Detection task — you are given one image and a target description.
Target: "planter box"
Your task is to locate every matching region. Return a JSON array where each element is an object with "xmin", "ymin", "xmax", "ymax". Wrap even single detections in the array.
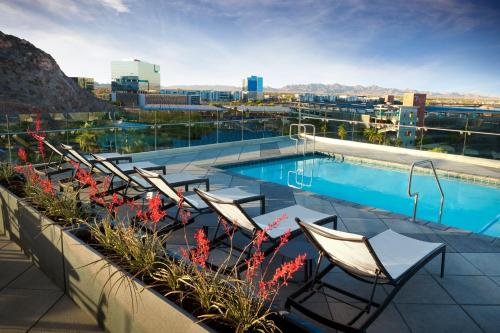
[
  {"xmin": 62, "ymin": 229, "xmax": 214, "ymax": 333},
  {"xmin": 0, "ymin": 185, "xmax": 65, "ymax": 290},
  {"xmin": 0, "ymin": 184, "xmax": 316, "ymax": 333}
]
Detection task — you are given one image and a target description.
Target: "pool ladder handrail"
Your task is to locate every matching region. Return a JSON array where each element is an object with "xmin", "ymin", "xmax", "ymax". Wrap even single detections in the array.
[
  {"xmin": 408, "ymin": 160, "xmax": 444, "ymax": 224},
  {"xmin": 289, "ymin": 123, "xmax": 316, "ymax": 155},
  {"xmin": 287, "ymin": 160, "xmax": 314, "ymax": 189}
]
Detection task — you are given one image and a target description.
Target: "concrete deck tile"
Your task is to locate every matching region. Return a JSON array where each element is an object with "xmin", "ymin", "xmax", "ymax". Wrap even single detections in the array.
[
  {"xmin": 396, "ymin": 304, "xmax": 482, "ymax": 333},
  {"xmin": 386, "ymin": 275, "xmax": 455, "ymax": 304},
  {"xmin": 436, "ymin": 233, "xmax": 500, "ymax": 253},
  {"xmin": 342, "ymin": 218, "xmax": 387, "ymax": 237},
  {"xmin": 381, "ymin": 218, "xmax": 433, "ymax": 235},
  {"xmin": 0, "ymin": 258, "xmax": 32, "ymax": 290},
  {"xmin": 29, "ymin": 295, "xmax": 102, "ymax": 333},
  {"xmin": 321, "ymin": 271, "xmax": 388, "ymax": 303},
  {"xmin": 461, "ymin": 253, "xmax": 500, "ymax": 276},
  {"xmin": 463, "ymin": 305, "xmax": 500, "ymax": 333},
  {"xmin": 320, "ymin": 302, "xmax": 411, "ymax": 333},
  {"xmin": 7, "ymin": 266, "xmax": 60, "ymax": 291},
  {"xmin": 437, "ymin": 275, "xmax": 500, "ymax": 305},
  {"xmin": 0, "ymin": 288, "xmax": 63, "ymax": 331},
  {"xmin": 425, "ymin": 253, "xmax": 483, "ymax": 276},
  {"xmin": 490, "ymin": 276, "xmax": 500, "ymax": 287},
  {"xmin": 332, "ymin": 204, "xmax": 379, "ymax": 219},
  {"xmin": 367, "ymin": 303, "xmax": 411, "ymax": 333}
]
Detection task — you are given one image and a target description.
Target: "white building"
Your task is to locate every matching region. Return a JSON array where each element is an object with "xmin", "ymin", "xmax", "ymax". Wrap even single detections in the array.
[{"xmin": 111, "ymin": 59, "xmax": 160, "ymax": 92}]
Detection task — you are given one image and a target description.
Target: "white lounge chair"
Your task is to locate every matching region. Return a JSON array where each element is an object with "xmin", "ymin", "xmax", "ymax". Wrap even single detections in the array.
[
  {"xmin": 286, "ymin": 219, "xmax": 446, "ymax": 332},
  {"xmin": 135, "ymin": 167, "xmax": 265, "ymax": 229},
  {"xmin": 91, "ymin": 154, "xmax": 208, "ymax": 204},
  {"xmin": 194, "ymin": 188, "xmax": 337, "ymax": 272}
]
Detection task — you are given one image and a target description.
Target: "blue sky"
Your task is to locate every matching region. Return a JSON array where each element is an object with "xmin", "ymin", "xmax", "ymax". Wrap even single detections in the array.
[{"xmin": 1, "ymin": 0, "xmax": 500, "ymax": 96}]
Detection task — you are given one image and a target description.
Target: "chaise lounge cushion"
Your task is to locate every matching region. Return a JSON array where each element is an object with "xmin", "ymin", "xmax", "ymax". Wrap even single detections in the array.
[
  {"xmin": 369, "ymin": 229, "xmax": 443, "ymax": 280},
  {"xmin": 252, "ymin": 205, "xmax": 332, "ymax": 239}
]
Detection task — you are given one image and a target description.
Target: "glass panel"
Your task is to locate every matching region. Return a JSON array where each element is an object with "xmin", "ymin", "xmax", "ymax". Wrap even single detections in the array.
[
  {"xmin": 190, "ymin": 121, "xmax": 217, "ymax": 146},
  {"xmin": 68, "ymin": 127, "xmax": 118, "ymax": 154},
  {"xmin": 156, "ymin": 109, "xmax": 190, "ymax": 124},
  {"xmin": 114, "ymin": 126, "xmax": 156, "ymax": 154},
  {"xmin": 156, "ymin": 124, "xmax": 190, "ymax": 150},
  {"xmin": 420, "ymin": 128, "xmax": 463, "ymax": 154},
  {"xmin": 262, "ymin": 118, "xmax": 284, "ymax": 138},
  {"xmin": 464, "ymin": 132, "xmax": 500, "ymax": 159},
  {"xmin": 218, "ymin": 120, "xmax": 242, "ymax": 143}
]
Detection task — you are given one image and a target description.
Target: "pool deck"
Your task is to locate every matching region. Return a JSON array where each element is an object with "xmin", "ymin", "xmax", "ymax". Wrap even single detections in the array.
[
  {"xmin": 2, "ymin": 137, "xmax": 499, "ymax": 332},
  {"xmin": 136, "ymin": 137, "xmax": 500, "ymax": 333}
]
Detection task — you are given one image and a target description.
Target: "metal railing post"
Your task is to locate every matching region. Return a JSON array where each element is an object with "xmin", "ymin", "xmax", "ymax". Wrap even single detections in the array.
[{"xmin": 408, "ymin": 160, "xmax": 444, "ymax": 223}]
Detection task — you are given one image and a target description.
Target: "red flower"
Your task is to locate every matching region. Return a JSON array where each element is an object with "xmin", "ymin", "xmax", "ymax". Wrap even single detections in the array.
[
  {"xmin": 258, "ymin": 254, "xmax": 306, "ymax": 300},
  {"xmin": 40, "ymin": 178, "xmax": 54, "ymax": 194},
  {"xmin": 111, "ymin": 193, "xmax": 124, "ymax": 206},
  {"xmin": 190, "ymin": 228, "xmax": 210, "ymax": 268},
  {"xmin": 18, "ymin": 148, "xmax": 28, "ymax": 163},
  {"xmin": 245, "ymin": 250, "xmax": 265, "ymax": 280},
  {"xmin": 147, "ymin": 194, "xmax": 166, "ymax": 223}
]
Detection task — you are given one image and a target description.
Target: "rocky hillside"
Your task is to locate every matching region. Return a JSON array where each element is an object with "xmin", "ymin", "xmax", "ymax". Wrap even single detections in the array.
[{"xmin": 0, "ymin": 31, "xmax": 115, "ymax": 114}]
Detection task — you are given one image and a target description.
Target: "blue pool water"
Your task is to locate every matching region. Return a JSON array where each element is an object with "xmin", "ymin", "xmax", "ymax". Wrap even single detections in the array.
[{"xmin": 223, "ymin": 155, "xmax": 500, "ymax": 237}]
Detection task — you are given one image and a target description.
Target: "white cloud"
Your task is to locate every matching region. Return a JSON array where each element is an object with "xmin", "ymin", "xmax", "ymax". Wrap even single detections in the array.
[{"xmin": 98, "ymin": 0, "xmax": 129, "ymax": 13}]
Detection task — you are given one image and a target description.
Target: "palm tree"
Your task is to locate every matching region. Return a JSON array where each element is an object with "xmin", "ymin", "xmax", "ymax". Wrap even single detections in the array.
[{"xmin": 337, "ymin": 124, "xmax": 347, "ymax": 140}]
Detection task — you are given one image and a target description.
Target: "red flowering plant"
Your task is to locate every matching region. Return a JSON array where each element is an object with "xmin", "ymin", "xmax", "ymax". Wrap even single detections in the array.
[
  {"xmin": 13, "ymin": 147, "xmax": 88, "ymax": 226},
  {"xmin": 82, "ymin": 172, "xmax": 171, "ymax": 285},
  {"xmin": 158, "ymin": 190, "xmax": 306, "ymax": 332}
]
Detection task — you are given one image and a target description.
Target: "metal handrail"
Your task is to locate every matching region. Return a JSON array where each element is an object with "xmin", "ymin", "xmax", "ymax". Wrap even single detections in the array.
[
  {"xmin": 407, "ymin": 160, "xmax": 444, "ymax": 223},
  {"xmin": 289, "ymin": 123, "xmax": 316, "ymax": 155}
]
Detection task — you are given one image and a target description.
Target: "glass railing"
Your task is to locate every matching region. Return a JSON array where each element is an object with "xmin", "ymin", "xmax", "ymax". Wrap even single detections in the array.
[
  {"xmin": 298, "ymin": 111, "xmax": 500, "ymax": 160},
  {"xmin": 1, "ymin": 107, "xmax": 498, "ymax": 162},
  {"xmin": 0, "ymin": 109, "xmax": 289, "ymax": 162}
]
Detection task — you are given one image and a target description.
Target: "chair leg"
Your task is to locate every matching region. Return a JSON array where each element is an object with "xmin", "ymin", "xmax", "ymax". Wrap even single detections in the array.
[{"xmin": 440, "ymin": 250, "xmax": 446, "ymax": 278}]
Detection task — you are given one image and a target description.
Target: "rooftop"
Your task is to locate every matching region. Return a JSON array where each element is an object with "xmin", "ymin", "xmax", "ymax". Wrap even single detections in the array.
[{"xmin": 132, "ymin": 137, "xmax": 500, "ymax": 333}]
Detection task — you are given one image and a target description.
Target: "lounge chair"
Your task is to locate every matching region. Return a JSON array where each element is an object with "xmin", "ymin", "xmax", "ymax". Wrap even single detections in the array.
[
  {"xmin": 91, "ymin": 154, "xmax": 208, "ymax": 203},
  {"xmin": 135, "ymin": 167, "xmax": 265, "ymax": 229},
  {"xmin": 32, "ymin": 136, "xmax": 129, "ymax": 179},
  {"xmin": 193, "ymin": 188, "xmax": 337, "ymax": 272},
  {"xmin": 285, "ymin": 220, "xmax": 446, "ymax": 332},
  {"xmin": 60, "ymin": 144, "xmax": 139, "ymax": 176}
]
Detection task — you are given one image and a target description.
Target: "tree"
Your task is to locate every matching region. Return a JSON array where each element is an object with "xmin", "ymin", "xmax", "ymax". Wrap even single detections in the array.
[
  {"xmin": 363, "ymin": 127, "xmax": 377, "ymax": 143},
  {"xmin": 337, "ymin": 124, "xmax": 347, "ymax": 140}
]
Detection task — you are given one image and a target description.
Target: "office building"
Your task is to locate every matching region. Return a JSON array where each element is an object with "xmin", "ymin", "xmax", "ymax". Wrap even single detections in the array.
[
  {"xmin": 70, "ymin": 77, "xmax": 94, "ymax": 93},
  {"xmin": 242, "ymin": 75, "xmax": 263, "ymax": 101},
  {"xmin": 385, "ymin": 95, "xmax": 394, "ymax": 104},
  {"xmin": 397, "ymin": 106, "xmax": 418, "ymax": 147},
  {"xmin": 111, "ymin": 76, "xmax": 140, "ymax": 93},
  {"xmin": 111, "ymin": 59, "xmax": 160, "ymax": 92},
  {"xmin": 403, "ymin": 92, "xmax": 426, "ymax": 126}
]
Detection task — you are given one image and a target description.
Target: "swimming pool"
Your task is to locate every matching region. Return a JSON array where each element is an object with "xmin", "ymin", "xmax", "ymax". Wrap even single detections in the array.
[{"xmin": 222, "ymin": 155, "xmax": 500, "ymax": 237}]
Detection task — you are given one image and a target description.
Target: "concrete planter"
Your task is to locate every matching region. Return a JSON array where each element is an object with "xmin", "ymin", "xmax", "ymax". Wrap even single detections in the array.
[
  {"xmin": 0, "ymin": 184, "xmax": 65, "ymax": 290},
  {"xmin": 62, "ymin": 229, "xmax": 214, "ymax": 333},
  {"xmin": 0, "ymin": 185, "xmax": 314, "ymax": 333}
]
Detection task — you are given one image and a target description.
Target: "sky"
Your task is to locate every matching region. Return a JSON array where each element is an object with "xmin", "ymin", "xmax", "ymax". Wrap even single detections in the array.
[{"xmin": 1, "ymin": 0, "xmax": 500, "ymax": 96}]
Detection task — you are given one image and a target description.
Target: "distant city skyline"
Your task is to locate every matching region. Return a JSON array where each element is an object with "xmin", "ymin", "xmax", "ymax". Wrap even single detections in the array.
[{"xmin": 1, "ymin": 0, "xmax": 499, "ymax": 96}]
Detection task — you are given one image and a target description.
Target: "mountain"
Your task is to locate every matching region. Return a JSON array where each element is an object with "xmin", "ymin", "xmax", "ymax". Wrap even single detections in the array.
[
  {"xmin": 160, "ymin": 83, "xmax": 495, "ymax": 99},
  {"xmin": 272, "ymin": 83, "xmax": 496, "ymax": 99},
  {"xmin": 0, "ymin": 31, "xmax": 115, "ymax": 114}
]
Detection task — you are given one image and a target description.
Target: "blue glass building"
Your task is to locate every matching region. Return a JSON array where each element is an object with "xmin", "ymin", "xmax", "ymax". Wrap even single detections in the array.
[{"xmin": 243, "ymin": 75, "xmax": 263, "ymax": 100}]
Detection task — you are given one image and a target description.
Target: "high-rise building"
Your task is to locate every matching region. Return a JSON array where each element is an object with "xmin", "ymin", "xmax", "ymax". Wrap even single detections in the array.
[
  {"xmin": 403, "ymin": 93, "xmax": 426, "ymax": 126},
  {"xmin": 70, "ymin": 77, "xmax": 94, "ymax": 93},
  {"xmin": 385, "ymin": 95, "xmax": 394, "ymax": 104},
  {"xmin": 111, "ymin": 59, "xmax": 160, "ymax": 92},
  {"xmin": 242, "ymin": 75, "xmax": 263, "ymax": 101}
]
